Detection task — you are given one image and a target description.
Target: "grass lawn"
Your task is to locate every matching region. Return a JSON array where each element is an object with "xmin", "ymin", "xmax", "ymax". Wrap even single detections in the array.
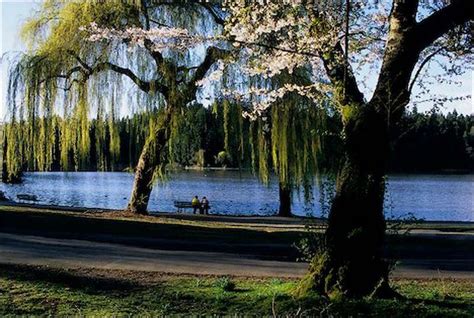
[{"xmin": 0, "ymin": 264, "xmax": 473, "ymax": 317}]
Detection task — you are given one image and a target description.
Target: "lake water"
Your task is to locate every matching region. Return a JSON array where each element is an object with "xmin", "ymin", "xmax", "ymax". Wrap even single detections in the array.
[{"xmin": 0, "ymin": 171, "xmax": 472, "ymax": 221}]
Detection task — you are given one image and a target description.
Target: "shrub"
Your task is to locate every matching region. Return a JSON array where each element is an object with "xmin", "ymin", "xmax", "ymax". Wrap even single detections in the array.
[{"xmin": 215, "ymin": 276, "xmax": 236, "ymax": 292}]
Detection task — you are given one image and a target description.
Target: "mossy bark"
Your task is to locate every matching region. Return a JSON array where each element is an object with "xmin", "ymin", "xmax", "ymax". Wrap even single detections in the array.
[
  {"xmin": 1, "ymin": 133, "xmax": 22, "ymax": 184},
  {"xmin": 1, "ymin": 134, "xmax": 7, "ymax": 183}
]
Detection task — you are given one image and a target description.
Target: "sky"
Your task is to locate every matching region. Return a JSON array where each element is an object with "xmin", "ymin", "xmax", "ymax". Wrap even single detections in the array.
[{"xmin": 1, "ymin": 0, "xmax": 472, "ymax": 121}]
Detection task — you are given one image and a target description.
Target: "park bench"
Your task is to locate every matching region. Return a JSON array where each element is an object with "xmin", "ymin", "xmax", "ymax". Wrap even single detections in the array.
[
  {"xmin": 173, "ymin": 201, "xmax": 194, "ymax": 213},
  {"xmin": 17, "ymin": 194, "xmax": 38, "ymax": 203},
  {"xmin": 173, "ymin": 200, "xmax": 211, "ymax": 214}
]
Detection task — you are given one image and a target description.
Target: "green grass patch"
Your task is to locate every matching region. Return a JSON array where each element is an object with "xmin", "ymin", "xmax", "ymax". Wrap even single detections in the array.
[{"xmin": 0, "ymin": 264, "xmax": 472, "ymax": 317}]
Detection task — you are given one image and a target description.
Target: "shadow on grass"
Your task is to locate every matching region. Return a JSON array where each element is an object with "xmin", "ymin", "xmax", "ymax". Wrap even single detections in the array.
[
  {"xmin": 0, "ymin": 263, "xmax": 143, "ymax": 294},
  {"xmin": 408, "ymin": 297, "xmax": 473, "ymax": 311},
  {"xmin": 0, "ymin": 263, "xmax": 472, "ymax": 316}
]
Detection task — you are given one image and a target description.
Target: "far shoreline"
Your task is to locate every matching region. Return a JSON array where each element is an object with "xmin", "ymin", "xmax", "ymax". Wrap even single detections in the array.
[{"xmin": 3, "ymin": 167, "xmax": 473, "ymax": 175}]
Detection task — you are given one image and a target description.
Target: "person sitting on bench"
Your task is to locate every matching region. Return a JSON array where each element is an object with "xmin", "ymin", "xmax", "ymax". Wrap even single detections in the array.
[
  {"xmin": 200, "ymin": 196, "xmax": 210, "ymax": 215},
  {"xmin": 191, "ymin": 196, "xmax": 200, "ymax": 214}
]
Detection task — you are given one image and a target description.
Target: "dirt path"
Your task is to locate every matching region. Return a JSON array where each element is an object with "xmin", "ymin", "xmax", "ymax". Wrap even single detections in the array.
[{"xmin": 1, "ymin": 232, "xmax": 472, "ymax": 280}]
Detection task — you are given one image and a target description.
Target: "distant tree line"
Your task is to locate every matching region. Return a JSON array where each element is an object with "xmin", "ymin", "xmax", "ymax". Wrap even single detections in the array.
[
  {"xmin": 390, "ymin": 108, "xmax": 473, "ymax": 173},
  {"xmin": 2, "ymin": 106, "xmax": 473, "ymax": 179}
]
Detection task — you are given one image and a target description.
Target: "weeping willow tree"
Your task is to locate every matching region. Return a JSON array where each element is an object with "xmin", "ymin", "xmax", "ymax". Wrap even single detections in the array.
[
  {"xmin": 248, "ymin": 97, "xmax": 327, "ymax": 217},
  {"xmin": 5, "ymin": 0, "xmax": 229, "ymax": 214},
  {"xmin": 242, "ymin": 67, "xmax": 329, "ymax": 217},
  {"xmin": 203, "ymin": 95, "xmax": 327, "ymax": 217}
]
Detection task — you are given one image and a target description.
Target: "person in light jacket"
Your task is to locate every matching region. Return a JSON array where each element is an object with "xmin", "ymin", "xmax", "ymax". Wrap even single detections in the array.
[{"xmin": 200, "ymin": 196, "xmax": 210, "ymax": 215}]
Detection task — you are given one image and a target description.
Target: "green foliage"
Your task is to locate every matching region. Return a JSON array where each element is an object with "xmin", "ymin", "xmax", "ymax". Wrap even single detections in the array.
[
  {"xmin": 222, "ymin": 100, "xmax": 245, "ymax": 166},
  {"xmin": 5, "ymin": 0, "xmax": 141, "ymax": 177},
  {"xmin": 21, "ymin": 0, "xmax": 141, "ymax": 54},
  {"xmin": 4, "ymin": 0, "xmax": 241, "ymax": 186},
  {"xmin": 169, "ymin": 104, "xmax": 207, "ymax": 167},
  {"xmin": 248, "ymin": 98, "xmax": 327, "ymax": 202}
]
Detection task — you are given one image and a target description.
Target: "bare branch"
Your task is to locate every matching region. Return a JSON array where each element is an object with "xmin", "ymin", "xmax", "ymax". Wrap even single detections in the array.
[
  {"xmin": 39, "ymin": 66, "xmax": 84, "ymax": 84},
  {"xmin": 186, "ymin": 46, "xmax": 230, "ymax": 98},
  {"xmin": 93, "ymin": 62, "xmax": 168, "ymax": 96},
  {"xmin": 66, "ymin": 50, "xmax": 92, "ymax": 73},
  {"xmin": 140, "ymin": 0, "xmax": 150, "ymax": 30},
  {"xmin": 408, "ymin": 47, "xmax": 445, "ymax": 95}
]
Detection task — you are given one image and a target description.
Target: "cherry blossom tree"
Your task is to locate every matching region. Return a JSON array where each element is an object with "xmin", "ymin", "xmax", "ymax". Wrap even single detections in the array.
[{"xmin": 219, "ymin": 0, "xmax": 473, "ymax": 297}]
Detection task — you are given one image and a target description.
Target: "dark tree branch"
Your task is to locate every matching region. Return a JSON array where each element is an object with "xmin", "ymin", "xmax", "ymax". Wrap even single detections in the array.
[
  {"xmin": 144, "ymin": 39, "xmax": 164, "ymax": 67},
  {"xmin": 371, "ymin": 0, "xmax": 472, "ymax": 114},
  {"xmin": 415, "ymin": 0, "xmax": 474, "ymax": 52},
  {"xmin": 185, "ymin": 46, "xmax": 230, "ymax": 98},
  {"xmin": 39, "ymin": 66, "xmax": 84, "ymax": 84},
  {"xmin": 177, "ymin": 65, "xmax": 198, "ymax": 73},
  {"xmin": 192, "ymin": 47, "xmax": 228, "ymax": 82},
  {"xmin": 93, "ymin": 62, "xmax": 168, "ymax": 96},
  {"xmin": 66, "ymin": 50, "xmax": 166, "ymax": 96},
  {"xmin": 149, "ymin": 18, "xmax": 171, "ymax": 28},
  {"xmin": 66, "ymin": 50, "xmax": 92, "ymax": 73},
  {"xmin": 140, "ymin": 0, "xmax": 150, "ymax": 30},
  {"xmin": 198, "ymin": 3, "xmax": 225, "ymax": 25},
  {"xmin": 58, "ymin": 78, "xmax": 82, "ymax": 92},
  {"xmin": 42, "ymin": 54, "xmax": 168, "ymax": 97},
  {"xmin": 302, "ymin": 5, "xmax": 365, "ymax": 107}
]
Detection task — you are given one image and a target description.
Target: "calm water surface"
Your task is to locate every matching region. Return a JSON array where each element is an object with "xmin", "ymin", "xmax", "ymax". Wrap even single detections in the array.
[{"xmin": 0, "ymin": 171, "xmax": 472, "ymax": 221}]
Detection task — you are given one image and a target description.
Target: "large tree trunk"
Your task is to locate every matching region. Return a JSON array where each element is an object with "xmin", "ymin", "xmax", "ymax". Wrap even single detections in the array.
[
  {"xmin": 278, "ymin": 183, "xmax": 292, "ymax": 217},
  {"xmin": 299, "ymin": 0, "xmax": 472, "ymax": 299},
  {"xmin": 301, "ymin": 106, "xmax": 391, "ymax": 298},
  {"xmin": 126, "ymin": 110, "xmax": 171, "ymax": 215}
]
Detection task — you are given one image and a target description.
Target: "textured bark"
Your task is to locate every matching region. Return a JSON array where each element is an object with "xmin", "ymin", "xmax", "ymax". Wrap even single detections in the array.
[
  {"xmin": 300, "ymin": 0, "xmax": 473, "ymax": 298},
  {"xmin": 126, "ymin": 110, "xmax": 171, "ymax": 215},
  {"xmin": 278, "ymin": 183, "xmax": 292, "ymax": 217},
  {"xmin": 301, "ymin": 106, "xmax": 390, "ymax": 297},
  {"xmin": 126, "ymin": 139, "xmax": 157, "ymax": 214}
]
